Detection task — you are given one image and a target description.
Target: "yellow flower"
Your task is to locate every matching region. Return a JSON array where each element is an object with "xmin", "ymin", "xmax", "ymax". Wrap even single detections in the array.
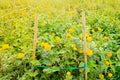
[
  {"xmin": 79, "ymin": 35, "xmax": 82, "ymax": 39},
  {"xmin": 107, "ymin": 52, "xmax": 112, "ymax": 57},
  {"xmin": 108, "ymin": 73, "xmax": 113, "ymax": 78},
  {"xmin": 47, "ymin": 15, "xmax": 51, "ymax": 19},
  {"xmin": 40, "ymin": 42, "xmax": 46, "ymax": 47},
  {"xmin": 91, "ymin": 29, "xmax": 95, "ymax": 33},
  {"xmin": 105, "ymin": 60, "xmax": 110, "ymax": 66},
  {"xmin": 46, "ymin": 63, "xmax": 52, "ymax": 66},
  {"xmin": 68, "ymin": 11, "xmax": 75, "ymax": 15},
  {"xmin": 44, "ymin": 43, "xmax": 51, "ymax": 51},
  {"xmin": 79, "ymin": 69, "xmax": 83, "ymax": 72},
  {"xmin": 86, "ymin": 50, "xmax": 93, "ymax": 56},
  {"xmin": 55, "ymin": 36, "xmax": 60, "ymax": 42},
  {"xmin": 48, "ymin": 11, "xmax": 52, "ymax": 15},
  {"xmin": 66, "ymin": 71, "xmax": 71, "ymax": 76},
  {"xmin": 99, "ymin": 74, "xmax": 104, "ymax": 79},
  {"xmin": 66, "ymin": 33, "xmax": 71, "ymax": 38},
  {"xmin": 79, "ymin": 50, "xmax": 83, "ymax": 54},
  {"xmin": 35, "ymin": 40, "xmax": 38, "ymax": 44},
  {"xmin": 73, "ymin": 21, "xmax": 77, "ymax": 25},
  {"xmin": 2, "ymin": 44, "xmax": 10, "ymax": 50},
  {"xmin": 18, "ymin": 53, "xmax": 24, "ymax": 59},
  {"xmin": 87, "ymin": 37, "xmax": 92, "ymax": 42},
  {"xmin": 69, "ymin": 28, "xmax": 74, "ymax": 33},
  {"xmin": 41, "ymin": 22, "xmax": 46, "ymax": 27},
  {"xmin": 104, "ymin": 36, "xmax": 109, "ymax": 41},
  {"xmin": 72, "ymin": 44, "xmax": 77, "ymax": 51},
  {"xmin": 86, "ymin": 33, "xmax": 89, "ymax": 37},
  {"xmin": 98, "ymin": 27, "xmax": 102, "ymax": 31}
]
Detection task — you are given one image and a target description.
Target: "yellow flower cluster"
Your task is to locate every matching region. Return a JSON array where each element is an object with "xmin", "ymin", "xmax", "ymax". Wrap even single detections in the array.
[
  {"xmin": 66, "ymin": 33, "xmax": 71, "ymax": 38},
  {"xmin": 87, "ymin": 37, "xmax": 92, "ymax": 42},
  {"xmin": 104, "ymin": 36, "xmax": 109, "ymax": 41},
  {"xmin": 0, "ymin": 44, "xmax": 10, "ymax": 50},
  {"xmin": 108, "ymin": 73, "xmax": 113, "ymax": 78},
  {"xmin": 72, "ymin": 44, "xmax": 77, "ymax": 51},
  {"xmin": 41, "ymin": 42, "xmax": 51, "ymax": 51},
  {"xmin": 68, "ymin": 28, "xmax": 74, "ymax": 33},
  {"xmin": 105, "ymin": 60, "xmax": 110, "ymax": 66},
  {"xmin": 86, "ymin": 50, "xmax": 93, "ymax": 56},
  {"xmin": 99, "ymin": 74, "xmax": 104, "ymax": 79},
  {"xmin": 55, "ymin": 36, "xmax": 60, "ymax": 42},
  {"xmin": 66, "ymin": 71, "xmax": 71, "ymax": 76},
  {"xmin": 91, "ymin": 29, "xmax": 95, "ymax": 33},
  {"xmin": 107, "ymin": 52, "xmax": 112, "ymax": 57},
  {"xmin": 98, "ymin": 27, "xmax": 102, "ymax": 31},
  {"xmin": 18, "ymin": 53, "xmax": 24, "ymax": 59}
]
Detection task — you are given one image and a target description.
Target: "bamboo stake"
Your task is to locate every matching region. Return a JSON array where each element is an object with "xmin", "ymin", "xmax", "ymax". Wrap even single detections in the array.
[
  {"xmin": 82, "ymin": 11, "xmax": 87, "ymax": 80},
  {"xmin": 32, "ymin": 14, "xmax": 39, "ymax": 60}
]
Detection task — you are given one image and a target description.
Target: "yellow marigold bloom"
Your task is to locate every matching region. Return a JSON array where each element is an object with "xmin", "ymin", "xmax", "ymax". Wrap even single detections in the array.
[
  {"xmin": 55, "ymin": 36, "xmax": 60, "ymax": 42},
  {"xmin": 47, "ymin": 15, "xmax": 51, "ymax": 19},
  {"xmin": 68, "ymin": 11, "xmax": 75, "ymax": 15},
  {"xmin": 66, "ymin": 71, "xmax": 71, "ymax": 76},
  {"xmin": 72, "ymin": 44, "xmax": 77, "ymax": 51},
  {"xmin": 73, "ymin": 21, "xmax": 77, "ymax": 25},
  {"xmin": 87, "ymin": 37, "xmax": 92, "ymax": 42},
  {"xmin": 2, "ymin": 44, "xmax": 10, "ymax": 50},
  {"xmin": 79, "ymin": 69, "xmax": 83, "ymax": 72},
  {"xmin": 86, "ymin": 33, "xmax": 89, "ymax": 37},
  {"xmin": 107, "ymin": 52, "xmax": 112, "ymax": 57},
  {"xmin": 40, "ymin": 42, "xmax": 46, "ymax": 47},
  {"xmin": 108, "ymin": 73, "xmax": 113, "ymax": 78},
  {"xmin": 99, "ymin": 74, "xmax": 104, "ymax": 79},
  {"xmin": 69, "ymin": 28, "xmax": 74, "ymax": 33},
  {"xmin": 79, "ymin": 50, "xmax": 83, "ymax": 54},
  {"xmin": 18, "ymin": 53, "xmax": 24, "ymax": 59},
  {"xmin": 44, "ymin": 43, "xmax": 51, "ymax": 51},
  {"xmin": 41, "ymin": 22, "xmax": 46, "ymax": 27},
  {"xmin": 86, "ymin": 50, "xmax": 93, "ymax": 56},
  {"xmin": 66, "ymin": 33, "xmax": 71, "ymax": 38},
  {"xmin": 104, "ymin": 36, "xmax": 109, "ymax": 41},
  {"xmin": 46, "ymin": 63, "xmax": 52, "ymax": 66},
  {"xmin": 91, "ymin": 29, "xmax": 95, "ymax": 33},
  {"xmin": 98, "ymin": 27, "xmax": 102, "ymax": 31},
  {"xmin": 35, "ymin": 40, "xmax": 38, "ymax": 44},
  {"xmin": 105, "ymin": 60, "xmax": 110, "ymax": 66},
  {"xmin": 79, "ymin": 35, "xmax": 82, "ymax": 39}
]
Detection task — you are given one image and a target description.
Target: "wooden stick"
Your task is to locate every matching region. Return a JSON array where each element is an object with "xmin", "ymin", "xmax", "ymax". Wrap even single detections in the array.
[
  {"xmin": 32, "ymin": 14, "xmax": 39, "ymax": 60},
  {"xmin": 82, "ymin": 11, "xmax": 87, "ymax": 80}
]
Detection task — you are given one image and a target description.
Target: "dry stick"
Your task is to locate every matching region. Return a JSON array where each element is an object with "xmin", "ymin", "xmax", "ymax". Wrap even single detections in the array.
[
  {"xmin": 32, "ymin": 14, "xmax": 39, "ymax": 60},
  {"xmin": 82, "ymin": 11, "xmax": 87, "ymax": 80}
]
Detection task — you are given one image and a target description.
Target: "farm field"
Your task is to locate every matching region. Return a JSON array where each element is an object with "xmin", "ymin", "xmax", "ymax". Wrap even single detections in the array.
[{"xmin": 0, "ymin": 0, "xmax": 120, "ymax": 80}]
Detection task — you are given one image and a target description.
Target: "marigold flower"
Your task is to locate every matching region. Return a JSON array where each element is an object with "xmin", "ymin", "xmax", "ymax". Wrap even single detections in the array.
[
  {"xmin": 108, "ymin": 73, "xmax": 113, "ymax": 78},
  {"xmin": 2, "ymin": 44, "xmax": 10, "ymax": 50},
  {"xmin": 91, "ymin": 29, "xmax": 95, "ymax": 33},
  {"xmin": 79, "ymin": 35, "xmax": 82, "ymax": 39},
  {"xmin": 79, "ymin": 69, "xmax": 83, "ymax": 72},
  {"xmin": 104, "ymin": 36, "xmax": 109, "ymax": 41},
  {"xmin": 107, "ymin": 52, "xmax": 112, "ymax": 57},
  {"xmin": 98, "ymin": 27, "xmax": 102, "ymax": 31},
  {"xmin": 87, "ymin": 37, "xmax": 92, "ymax": 42},
  {"xmin": 79, "ymin": 50, "xmax": 83, "ymax": 54},
  {"xmin": 66, "ymin": 71, "xmax": 71, "ymax": 76},
  {"xmin": 18, "ymin": 53, "xmax": 24, "ymax": 59},
  {"xmin": 44, "ymin": 43, "xmax": 51, "ymax": 51},
  {"xmin": 73, "ymin": 21, "xmax": 77, "ymax": 25},
  {"xmin": 105, "ymin": 60, "xmax": 110, "ymax": 66},
  {"xmin": 86, "ymin": 50, "xmax": 93, "ymax": 56},
  {"xmin": 66, "ymin": 33, "xmax": 71, "ymax": 38},
  {"xmin": 55, "ymin": 36, "xmax": 60, "ymax": 42},
  {"xmin": 69, "ymin": 28, "xmax": 74, "ymax": 33},
  {"xmin": 72, "ymin": 44, "xmax": 77, "ymax": 51},
  {"xmin": 41, "ymin": 22, "xmax": 46, "ymax": 27},
  {"xmin": 99, "ymin": 74, "xmax": 104, "ymax": 79}
]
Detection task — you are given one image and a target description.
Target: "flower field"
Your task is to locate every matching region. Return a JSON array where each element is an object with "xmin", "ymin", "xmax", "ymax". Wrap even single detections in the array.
[{"xmin": 0, "ymin": 0, "xmax": 120, "ymax": 80}]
